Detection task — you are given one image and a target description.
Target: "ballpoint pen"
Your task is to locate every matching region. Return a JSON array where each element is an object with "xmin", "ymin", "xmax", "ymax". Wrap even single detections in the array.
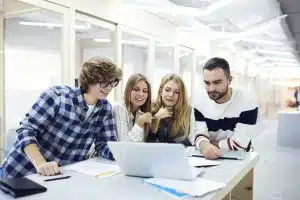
[
  {"xmin": 44, "ymin": 176, "xmax": 71, "ymax": 182},
  {"xmin": 191, "ymin": 155, "xmax": 239, "ymax": 160}
]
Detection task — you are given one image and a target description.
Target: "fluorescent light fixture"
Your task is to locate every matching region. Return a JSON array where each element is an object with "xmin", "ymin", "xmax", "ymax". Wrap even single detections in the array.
[
  {"xmin": 250, "ymin": 55, "xmax": 297, "ymax": 64},
  {"xmin": 204, "ymin": 0, "xmax": 233, "ymax": 15},
  {"xmin": 255, "ymin": 49, "xmax": 294, "ymax": 56},
  {"xmin": 122, "ymin": 40, "xmax": 148, "ymax": 46},
  {"xmin": 94, "ymin": 39, "xmax": 148, "ymax": 46},
  {"xmin": 269, "ymin": 58, "xmax": 298, "ymax": 63},
  {"xmin": 19, "ymin": 21, "xmax": 88, "ymax": 29},
  {"xmin": 218, "ymin": 14, "xmax": 288, "ymax": 47},
  {"xmin": 198, "ymin": 60, "xmax": 207, "ymax": 65},
  {"xmin": 272, "ymin": 62, "xmax": 299, "ymax": 67},
  {"xmin": 271, "ymin": 80, "xmax": 300, "ymax": 86},
  {"xmin": 124, "ymin": 0, "xmax": 233, "ymax": 17},
  {"xmin": 75, "ymin": 25, "xmax": 87, "ymax": 30},
  {"xmin": 93, "ymin": 38, "xmax": 111, "ymax": 43},
  {"xmin": 19, "ymin": 21, "xmax": 62, "ymax": 27},
  {"xmin": 241, "ymin": 38, "xmax": 288, "ymax": 45},
  {"xmin": 94, "ymin": 39, "xmax": 174, "ymax": 47}
]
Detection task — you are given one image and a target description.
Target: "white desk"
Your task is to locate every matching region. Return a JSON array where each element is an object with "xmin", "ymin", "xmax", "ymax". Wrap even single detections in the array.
[{"xmin": 0, "ymin": 152, "xmax": 259, "ymax": 200}]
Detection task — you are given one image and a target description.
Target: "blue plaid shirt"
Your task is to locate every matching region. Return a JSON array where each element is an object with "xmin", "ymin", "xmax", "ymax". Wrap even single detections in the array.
[{"xmin": 1, "ymin": 86, "xmax": 117, "ymax": 178}]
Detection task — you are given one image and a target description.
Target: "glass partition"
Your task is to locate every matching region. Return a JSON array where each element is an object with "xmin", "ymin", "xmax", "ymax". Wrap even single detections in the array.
[
  {"xmin": 121, "ymin": 31, "xmax": 149, "ymax": 92},
  {"xmin": 4, "ymin": 0, "xmax": 63, "ymax": 133},
  {"xmin": 179, "ymin": 47, "xmax": 193, "ymax": 100},
  {"xmin": 153, "ymin": 42, "xmax": 174, "ymax": 99},
  {"xmin": 194, "ymin": 56, "xmax": 207, "ymax": 102},
  {"xmin": 75, "ymin": 14, "xmax": 116, "ymax": 101}
]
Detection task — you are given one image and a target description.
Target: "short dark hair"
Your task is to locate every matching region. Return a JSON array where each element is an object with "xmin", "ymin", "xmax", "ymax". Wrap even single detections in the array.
[{"xmin": 203, "ymin": 57, "xmax": 231, "ymax": 77}]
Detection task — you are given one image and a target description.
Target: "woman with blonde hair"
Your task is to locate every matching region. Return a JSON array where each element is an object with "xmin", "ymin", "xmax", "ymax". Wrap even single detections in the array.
[
  {"xmin": 149, "ymin": 73, "xmax": 198, "ymax": 146},
  {"xmin": 113, "ymin": 74, "xmax": 152, "ymax": 142}
]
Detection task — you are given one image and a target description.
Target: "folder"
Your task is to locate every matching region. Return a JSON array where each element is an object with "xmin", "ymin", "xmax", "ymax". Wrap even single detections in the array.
[{"xmin": 0, "ymin": 177, "xmax": 47, "ymax": 198}]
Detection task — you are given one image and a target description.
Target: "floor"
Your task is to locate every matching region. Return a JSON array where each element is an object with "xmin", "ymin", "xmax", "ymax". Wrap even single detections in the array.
[{"xmin": 253, "ymin": 119, "xmax": 300, "ymax": 200}]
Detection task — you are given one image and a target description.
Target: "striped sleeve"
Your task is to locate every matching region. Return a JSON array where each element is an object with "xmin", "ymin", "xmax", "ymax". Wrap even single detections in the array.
[
  {"xmin": 219, "ymin": 98, "xmax": 258, "ymax": 151},
  {"xmin": 112, "ymin": 103, "xmax": 144, "ymax": 142},
  {"xmin": 193, "ymin": 108, "xmax": 210, "ymax": 149}
]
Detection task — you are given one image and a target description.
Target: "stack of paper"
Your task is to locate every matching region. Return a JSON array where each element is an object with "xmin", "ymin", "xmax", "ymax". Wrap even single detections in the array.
[
  {"xmin": 145, "ymin": 178, "xmax": 226, "ymax": 197},
  {"xmin": 64, "ymin": 160, "xmax": 120, "ymax": 178}
]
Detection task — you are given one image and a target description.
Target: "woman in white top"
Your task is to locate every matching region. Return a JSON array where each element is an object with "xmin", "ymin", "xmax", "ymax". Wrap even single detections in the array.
[
  {"xmin": 148, "ymin": 73, "xmax": 198, "ymax": 146},
  {"xmin": 113, "ymin": 74, "xmax": 152, "ymax": 142}
]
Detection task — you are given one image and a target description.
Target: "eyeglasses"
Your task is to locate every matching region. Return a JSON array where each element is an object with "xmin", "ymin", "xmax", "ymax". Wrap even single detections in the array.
[{"xmin": 99, "ymin": 79, "xmax": 119, "ymax": 88}]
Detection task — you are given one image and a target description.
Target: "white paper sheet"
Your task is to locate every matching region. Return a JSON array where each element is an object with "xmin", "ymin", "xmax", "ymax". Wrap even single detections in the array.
[
  {"xmin": 145, "ymin": 178, "xmax": 226, "ymax": 197},
  {"xmin": 188, "ymin": 157, "xmax": 221, "ymax": 167},
  {"xmin": 64, "ymin": 160, "xmax": 120, "ymax": 178}
]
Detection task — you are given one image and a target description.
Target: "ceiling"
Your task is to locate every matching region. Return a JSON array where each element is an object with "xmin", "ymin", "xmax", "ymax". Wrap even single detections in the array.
[
  {"xmin": 3, "ymin": 0, "xmax": 300, "ymax": 77},
  {"xmin": 123, "ymin": 0, "xmax": 300, "ymax": 77}
]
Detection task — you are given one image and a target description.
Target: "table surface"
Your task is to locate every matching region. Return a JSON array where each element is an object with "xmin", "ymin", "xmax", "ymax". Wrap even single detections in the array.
[{"xmin": 1, "ymin": 152, "xmax": 259, "ymax": 200}]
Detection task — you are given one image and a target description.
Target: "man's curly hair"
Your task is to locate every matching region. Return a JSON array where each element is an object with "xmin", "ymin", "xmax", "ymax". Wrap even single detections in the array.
[{"xmin": 79, "ymin": 57, "xmax": 122, "ymax": 92}]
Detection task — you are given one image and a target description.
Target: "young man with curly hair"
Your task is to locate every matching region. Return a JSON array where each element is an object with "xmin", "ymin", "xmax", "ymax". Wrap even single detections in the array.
[{"xmin": 1, "ymin": 57, "xmax": 122, "ymax": 178}]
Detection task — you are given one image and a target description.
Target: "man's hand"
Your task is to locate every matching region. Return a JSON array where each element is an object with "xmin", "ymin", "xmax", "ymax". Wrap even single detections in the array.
[
  {"xmin": 35, "ymin": 161, "xmax": 63, "ymax": 176},
  {"xmin": 211, "ymin": 140, "xmax": 219, "ymax": 148},
  {"xmin": 201, "ymin": 141, "xmax": 221, "ymax": 160}
]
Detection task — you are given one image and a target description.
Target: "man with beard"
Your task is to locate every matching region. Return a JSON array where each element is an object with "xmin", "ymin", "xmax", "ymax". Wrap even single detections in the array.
[{"xmin": 193, "ymin": 57, "xmax": 258, "ymax": 160}]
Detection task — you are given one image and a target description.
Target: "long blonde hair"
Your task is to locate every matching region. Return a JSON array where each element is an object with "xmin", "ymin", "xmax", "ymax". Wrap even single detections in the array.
[
  {"xmin": 153, "ymin": 74, "xmax": 191, "ymax": 140},
  {"xmin": 124, "ymin": 73, "xmax": 152, "ymax": 115}
]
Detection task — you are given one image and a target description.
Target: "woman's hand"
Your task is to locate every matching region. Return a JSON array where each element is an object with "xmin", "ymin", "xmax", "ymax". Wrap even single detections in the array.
[
  {"xmin": 154, "ymin": 107, "xmax": 173, "ymax": 120},
  {"xmin": 136, "ymin": 112, "xmax": 153, "ymax": 127}
]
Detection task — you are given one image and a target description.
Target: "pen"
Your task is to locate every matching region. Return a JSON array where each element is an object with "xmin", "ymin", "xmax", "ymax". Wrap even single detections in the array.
[
  {"xmin": 191, "ymin": 155, "xmax": 238, "ymax": 160},
  {"xmin": 194, "ymin": 165, "xmax": 219, "ymax": 168},
  {"xmin": 44, "ymin": 175, "xmax": 71, "ymax": 182}
]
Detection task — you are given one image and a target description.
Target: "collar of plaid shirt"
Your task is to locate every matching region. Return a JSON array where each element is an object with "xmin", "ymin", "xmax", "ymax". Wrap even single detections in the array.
[{"xmin": 73, "ymin": 88, "xmax": 104, "ymax": 112}]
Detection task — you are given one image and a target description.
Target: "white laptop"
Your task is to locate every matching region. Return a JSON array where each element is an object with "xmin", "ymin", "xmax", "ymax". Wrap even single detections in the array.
[{"xmin": 107, "ymin": 142, "xmax": 203, "ymax": 181}]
